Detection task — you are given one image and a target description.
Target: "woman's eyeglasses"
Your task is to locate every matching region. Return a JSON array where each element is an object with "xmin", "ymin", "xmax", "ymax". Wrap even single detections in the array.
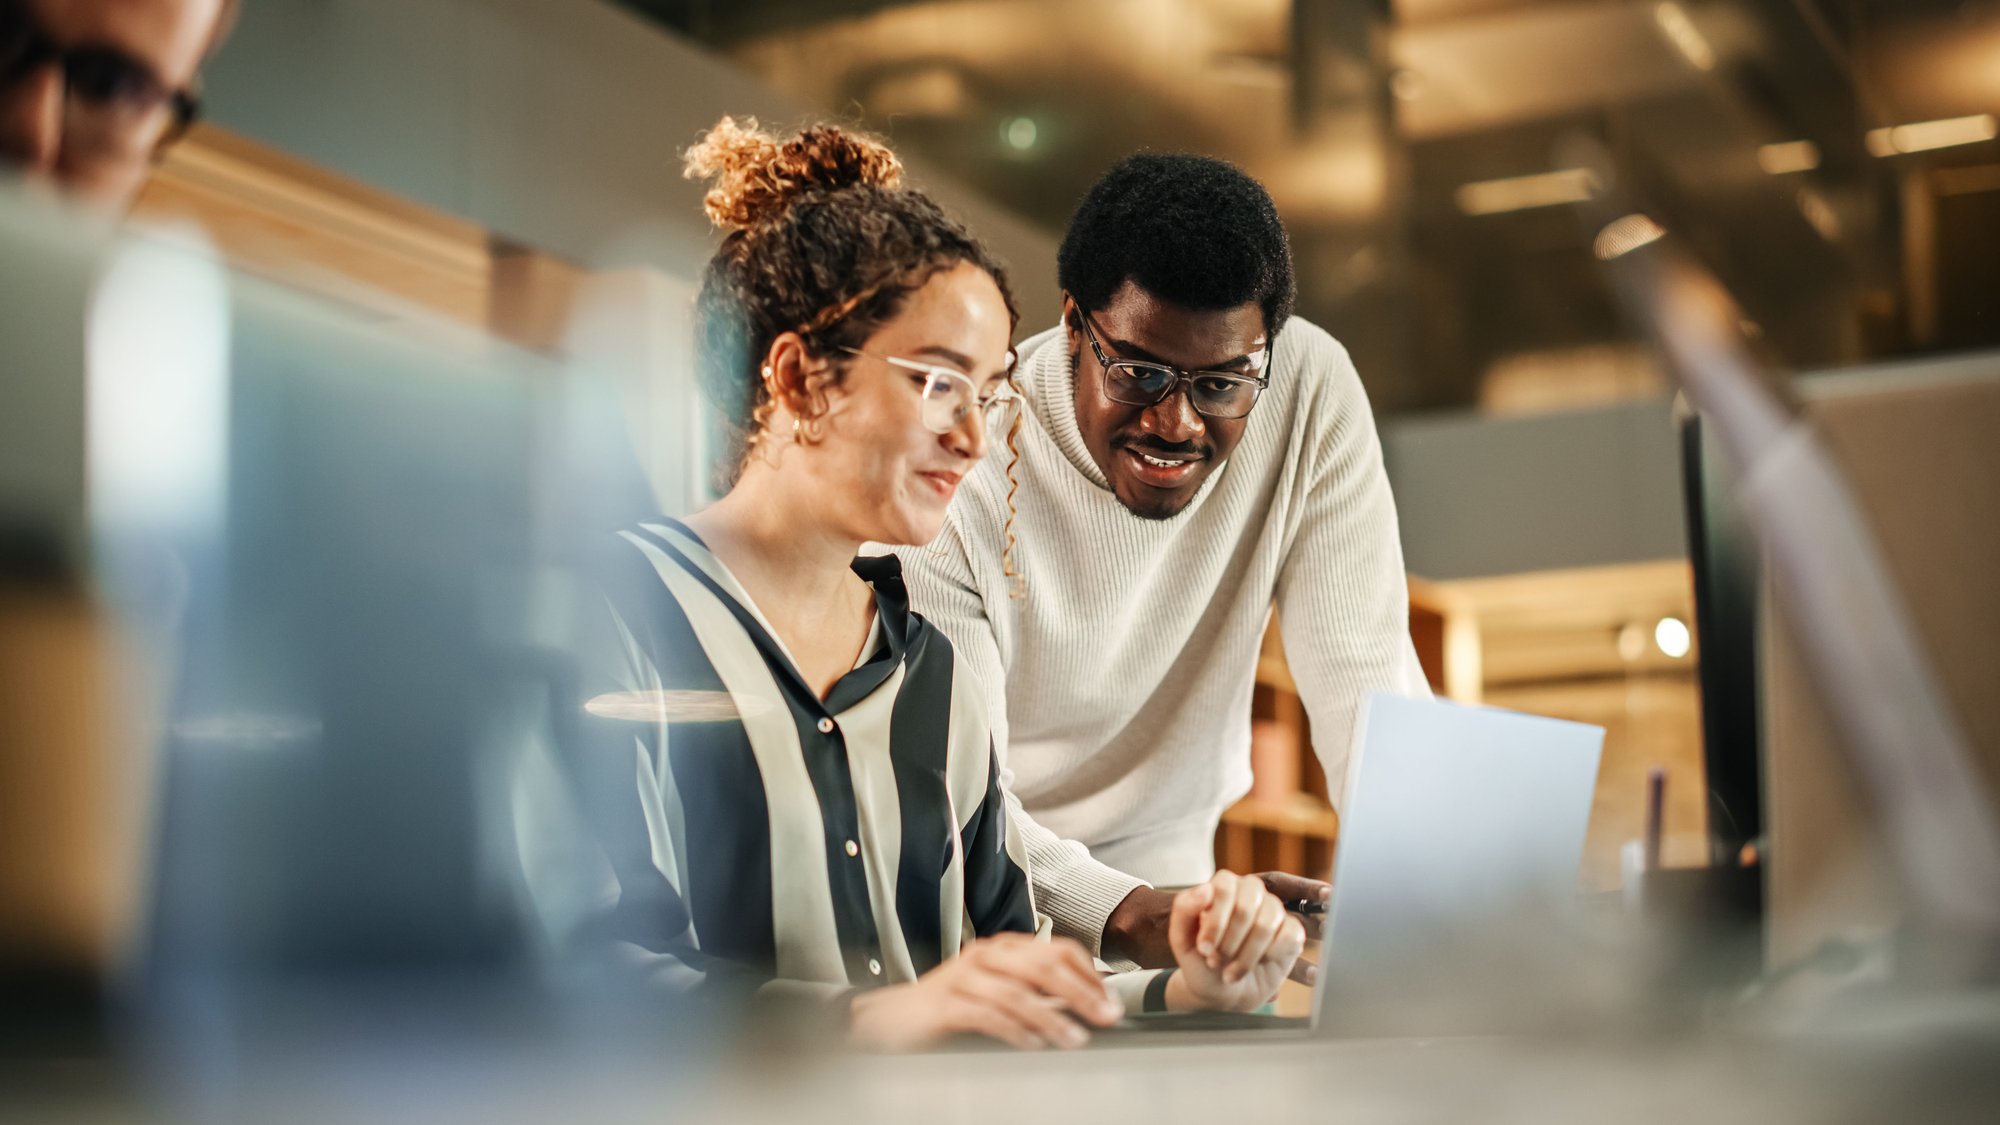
[
  {"xmin": 1074, "ymin": 303, "xmax": 1268, "ymax": 420},
  {"xmin": 839, "ymin": 347, "xmax": 1020, "ymax": 436}
]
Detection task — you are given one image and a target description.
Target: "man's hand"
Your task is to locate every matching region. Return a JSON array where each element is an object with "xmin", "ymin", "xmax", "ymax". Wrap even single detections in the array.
[
  {"xmin": 848, "ymin": 933, "xmax": 1124, "ymax": 1051},
  {"xmin": 1162, "ymin": 871, "xmax": 1305, "ymax": 1012},
  {"xmin": 1257, "ymin": 871, "xmax": 1329, "ymax": 985},
  {"xmin": 1256, "ymin": 872, "xmax": 1329, "ymax": 938}
]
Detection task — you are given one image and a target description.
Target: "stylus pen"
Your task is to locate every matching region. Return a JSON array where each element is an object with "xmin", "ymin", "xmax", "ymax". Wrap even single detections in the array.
[
  {"xmin": 1287, "ymin": 899, "xmax": 1328, "ymax": 916},
  {"xmin": 1644, "ymin": 767, "xmax": 1667, "ymax": 872}
]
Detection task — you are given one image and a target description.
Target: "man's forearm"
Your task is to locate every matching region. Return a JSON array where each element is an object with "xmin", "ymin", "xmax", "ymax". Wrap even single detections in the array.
[{"xmin": 998, "ymin": 782, "xmax": 1150, "ymax": 958}]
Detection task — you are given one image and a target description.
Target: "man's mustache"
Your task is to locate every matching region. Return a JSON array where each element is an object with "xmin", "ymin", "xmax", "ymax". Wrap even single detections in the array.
[{"xmin": 1119, "ymin": 436, "xmax": 1210, "ymax": 459}]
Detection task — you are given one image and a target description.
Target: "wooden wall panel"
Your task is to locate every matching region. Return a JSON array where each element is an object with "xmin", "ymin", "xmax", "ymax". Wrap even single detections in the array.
[{"xmin": 130, "ymin": 126, "xmax": 494, "ymax": 328}]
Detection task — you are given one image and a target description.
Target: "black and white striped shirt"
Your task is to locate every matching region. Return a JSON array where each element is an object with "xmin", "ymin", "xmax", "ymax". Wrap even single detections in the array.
[{"xmin": 543, "ymin": 518, "xmax": 1166, "ymax": 1008}]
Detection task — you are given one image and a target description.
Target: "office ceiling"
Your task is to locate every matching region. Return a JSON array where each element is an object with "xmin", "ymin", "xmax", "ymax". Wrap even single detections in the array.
[{"xmin": 619, "ymin": 0, "xmax": 2000, "ymax": 410}]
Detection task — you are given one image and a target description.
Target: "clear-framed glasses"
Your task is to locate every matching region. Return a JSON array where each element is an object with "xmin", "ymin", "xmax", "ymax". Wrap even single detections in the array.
[
  {"xmin": 1074, "ymin": 302, "xmax": 1269, "ymax": 420},
  {"xmin": 0, "ymin": 0, "xmax": 202, "ymax": 159},
  {"xmin": 838, "ymin": 346, "xmax": 1020, "ymax": 436}
]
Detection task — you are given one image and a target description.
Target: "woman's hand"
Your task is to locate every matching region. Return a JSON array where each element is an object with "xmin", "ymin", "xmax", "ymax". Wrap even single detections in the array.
[
  {"xmin": 848, "ymin": 932, "xmax": 1124, "ymax": 1051},
  {"xmin": 1163, "ymin": 870, "xmax": 1306, "ymax": 1012}
]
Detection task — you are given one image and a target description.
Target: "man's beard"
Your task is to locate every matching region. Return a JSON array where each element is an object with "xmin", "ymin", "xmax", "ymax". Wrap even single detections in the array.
[
  {"xmin": 1124, "ymin": 491, "xmax": 1194, "ymax": 521},
  {"xmin": 1115, "ymin": 437, "xmax": 1210, "ymax": 521}
]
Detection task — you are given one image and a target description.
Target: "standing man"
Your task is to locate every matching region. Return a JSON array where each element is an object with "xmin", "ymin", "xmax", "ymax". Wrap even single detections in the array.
[
  {"xmin": 897, "ymin": 153, "xmax": 1431, "ymax": 972},
  {"xmin": 1, "ymin": 0, "xmax": 236, "ymax": 211}
]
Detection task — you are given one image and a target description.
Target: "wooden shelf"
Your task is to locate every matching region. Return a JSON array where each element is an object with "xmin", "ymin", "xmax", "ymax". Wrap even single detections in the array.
[
  {"xmin": 1254, "ymin": 655, "xmax": 1296, "ymax": 695},
  {"xmin": 1221, "ymin": 794, "xmax": 1337, "ymax": 838},
  {"xmin": 1228, "ymin": 617, "xmax": 1335, "ymax": 876},
  {"xmin": 1216, "ymin": 793, "xmax": 1337, "ymax": 881}
]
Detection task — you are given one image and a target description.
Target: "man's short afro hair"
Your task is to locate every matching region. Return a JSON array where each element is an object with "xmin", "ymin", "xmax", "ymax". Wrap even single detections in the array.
[{"xmin": 1057, "ymin": 153, "xmax": 1295, "ymax": 336}]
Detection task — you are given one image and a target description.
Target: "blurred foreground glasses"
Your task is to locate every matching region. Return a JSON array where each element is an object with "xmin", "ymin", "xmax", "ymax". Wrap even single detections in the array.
[
  {"xmin": 0, "ymin": 0, "xmax": 201, "ymax": 159},
  {"xmin": 839, "ymin": 346, "xmax": 1020, "ymax": 436},
  {"xmin": 1074, "ymin": 301, "xmax": 1269, "ymax": 420}
]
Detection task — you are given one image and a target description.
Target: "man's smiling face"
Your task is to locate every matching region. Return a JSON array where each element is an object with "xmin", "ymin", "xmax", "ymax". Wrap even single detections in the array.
[{"xmin": 1066, "ymin": 281, "xmax": 1268, "ymax": 520}]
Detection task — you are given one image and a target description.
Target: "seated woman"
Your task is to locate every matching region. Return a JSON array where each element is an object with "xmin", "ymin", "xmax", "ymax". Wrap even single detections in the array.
[{"xmin": 550, "ymin": 118, "xmax": 1303, "ymax": 1050}]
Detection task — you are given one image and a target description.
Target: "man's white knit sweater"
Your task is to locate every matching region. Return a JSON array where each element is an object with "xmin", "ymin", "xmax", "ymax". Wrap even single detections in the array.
[{"xmin": 894, "ymin": 317, "xmax": 1430, "ymax": 956}]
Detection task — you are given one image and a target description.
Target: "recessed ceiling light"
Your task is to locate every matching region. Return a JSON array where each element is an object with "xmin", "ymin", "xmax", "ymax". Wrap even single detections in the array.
[
  {"xmin": 1796, "ymin": 188, "xmax": 1841, "ymax": 241},
  {"xmin": 1593, "ymin": 214, "xmax": 1667, "ymax": 260},
  {"xmin": 1654, "ymin": 617, "xmax": 1692, "ymax": 659},
  {"xmin": 1757, "ymin": 140, "xmax": 1820, "ymax": 175},
  {"xmin": 1654, "ymin": 2, "xmax": 1717, "ymax": 72},
  {"xmin": 1000, "ymin": 116, "xmax": 1039, "ymax": 152},
  {"xmin": 1454, "ymin": 168, "xmax": 1598, "ymax": 216},
  {"xmin": 1865, "ymin": 114, "xmax": 1998, "ymax": 157}
]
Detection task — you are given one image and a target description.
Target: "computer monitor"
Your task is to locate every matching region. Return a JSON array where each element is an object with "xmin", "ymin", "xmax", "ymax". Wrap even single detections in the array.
[
  {"xmin": 1599, "ymin": 197, "xmax": 2000, "ymax": 960},
  {"xmin": 1678, "ymin": 410, "xmax": 1763, "ymax": 865}
]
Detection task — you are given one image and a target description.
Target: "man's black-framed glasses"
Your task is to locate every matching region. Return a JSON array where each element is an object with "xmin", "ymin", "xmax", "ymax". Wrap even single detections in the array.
[
  {"xmin": 1, "ymin": 0, "xmax": 202, "ymax": 156},
  {"xmin": 1073, "ymin": 301, "xmax": 1269, "ymax": 420}
]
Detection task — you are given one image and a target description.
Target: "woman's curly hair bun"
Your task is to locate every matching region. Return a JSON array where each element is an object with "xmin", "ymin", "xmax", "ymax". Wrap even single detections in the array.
[{"xmin": 683, "ymin": 116, "xmax": 905, "ymax": 231}]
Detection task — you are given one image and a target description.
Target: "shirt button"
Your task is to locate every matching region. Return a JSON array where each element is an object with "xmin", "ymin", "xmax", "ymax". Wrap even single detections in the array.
[
  {"xmin": 844, "ymin": 839, "xmax": 859, "ymax": 857},
  {"xmin": 816, "ymin": 717, "xmax": 834, "ymax": 734},
  {"xmin": 868, "ymin": 958, "xmax": 882, "ymax": 976}
]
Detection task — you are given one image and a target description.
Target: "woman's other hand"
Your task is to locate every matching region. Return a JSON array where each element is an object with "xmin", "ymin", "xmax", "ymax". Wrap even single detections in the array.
[{"xmin": 848, "ymin": 933, "xmax": 1123, "ymax": 1050}]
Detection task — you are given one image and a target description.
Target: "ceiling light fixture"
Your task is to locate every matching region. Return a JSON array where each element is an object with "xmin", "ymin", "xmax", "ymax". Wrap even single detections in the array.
[
  {"xmin": 1757, "ymin": 140, "xmax": 1820, "ymax": 175},
  {"xmin": 1654, "ymin": 1, "xmax": 1716, "ymax": 71},
  {"xmin": 1796, "ymin": 188, "xmax": 1841, "ymax": 241},
  {"xmin": 1865, "ymin": 114, "xmax": 1998, "ymax": 157},
  {"xmin": 1593, "ymin": 213, "xmax": 1667, "ymax": 260},
  {"xmin": 1654, "ymin": 617, "xmax": 1692, "ymax": 659},
  {"xmin": 1454, "ymin": 168, "xmax": 1599, "ymax": 216},
  {"xmin": 1001, "ymin": 116, "xmax": 1039, "ymax": 152}
]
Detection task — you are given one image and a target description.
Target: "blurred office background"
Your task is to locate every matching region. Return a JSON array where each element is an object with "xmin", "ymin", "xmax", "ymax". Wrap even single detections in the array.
[{"xmin": 120, "ymin": 0, "xmax": 1999, "ymax": 901}]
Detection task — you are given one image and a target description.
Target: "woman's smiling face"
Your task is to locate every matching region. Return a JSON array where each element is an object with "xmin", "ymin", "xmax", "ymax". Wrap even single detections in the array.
[{"xmin": 785, "ymin": 261, "xmax": 1015, "ymax": 548}]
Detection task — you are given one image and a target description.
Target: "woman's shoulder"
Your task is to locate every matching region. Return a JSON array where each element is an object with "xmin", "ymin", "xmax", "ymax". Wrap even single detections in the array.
[{"xmin": 589, "ymin": 519, "xmax": 704, "ymax": 609}]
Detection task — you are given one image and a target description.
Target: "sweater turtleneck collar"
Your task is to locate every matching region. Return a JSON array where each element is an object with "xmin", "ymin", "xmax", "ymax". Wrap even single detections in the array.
[{"xmin": 1019, "ymin": 324, "xmax": 1112, "ymax": 491}]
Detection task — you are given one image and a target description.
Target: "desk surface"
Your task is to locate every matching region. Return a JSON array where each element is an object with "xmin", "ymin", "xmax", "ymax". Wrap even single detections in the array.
[{"xmin": 11, "ymin": 1007, "xmax": 2000, "ymax": 1125}]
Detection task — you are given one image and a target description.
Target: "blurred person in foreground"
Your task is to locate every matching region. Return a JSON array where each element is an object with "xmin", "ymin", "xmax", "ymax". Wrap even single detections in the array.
[
  {"xmin": 895, "ymin": 155, "xmax": 1432, "ymax": 974},
  {"xmin": 523, "ymin": 119, "xmax": 1304, "ymax": 1051},
  {"xmin": 0, "ymin": 0, "xmax": 234, "ymax": 1032},
  {"xmin": 0, "ymin": 0, "xmax": 236, "ymax": 211}
]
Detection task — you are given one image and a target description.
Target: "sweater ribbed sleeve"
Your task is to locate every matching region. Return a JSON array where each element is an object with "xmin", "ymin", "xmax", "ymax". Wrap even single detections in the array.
[{"xmin": 1270, "ymin": 326, "xmax": 1435, "ymax": 802}]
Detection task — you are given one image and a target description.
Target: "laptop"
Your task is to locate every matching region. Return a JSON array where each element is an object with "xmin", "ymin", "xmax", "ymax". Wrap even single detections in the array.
[{"xmin": 1104, "ymin": 693, "xmax": 1604, "ymax": 1042}]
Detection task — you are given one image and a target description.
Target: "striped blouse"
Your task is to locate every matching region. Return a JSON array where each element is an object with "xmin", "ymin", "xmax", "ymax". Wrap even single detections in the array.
[{"xmin": 539, "ymin": 518, "xmax": 1162, "ymax": 1010}]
